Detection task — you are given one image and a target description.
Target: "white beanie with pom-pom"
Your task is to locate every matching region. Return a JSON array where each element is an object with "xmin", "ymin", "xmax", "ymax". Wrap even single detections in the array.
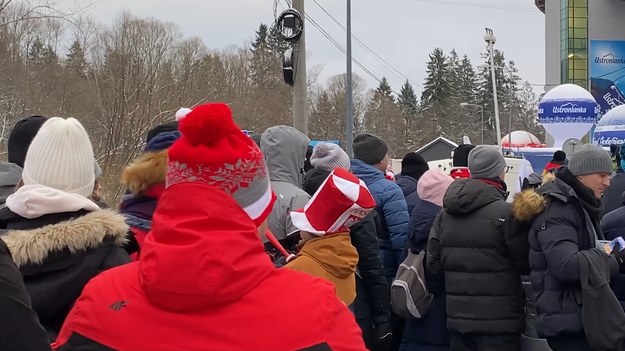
[{"xmin": 175, "ymin": 107, "xmax": 192, "ymax": 122}]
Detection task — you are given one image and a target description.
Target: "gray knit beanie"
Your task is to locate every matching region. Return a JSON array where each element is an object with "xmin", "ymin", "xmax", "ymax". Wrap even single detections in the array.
[
  {"xmin": 353, "ymin": 134, "xmax": 388, "ymax": 165},
  {"xmin": 310, "ymin": 143, "xmax": 351, "ymax": 172},
  {"xmin": 468, "ymin": 145, "xmax": 507, "ymax": 179},
  {"xmin": 568, "ymin": 144, "xmax": 612, "ymax": 176}
]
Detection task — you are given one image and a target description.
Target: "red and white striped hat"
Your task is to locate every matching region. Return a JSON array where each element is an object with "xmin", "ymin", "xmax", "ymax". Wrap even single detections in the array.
[{"xmin": 291, "ymin": 168, "xmax": 376, "ymax": 235}]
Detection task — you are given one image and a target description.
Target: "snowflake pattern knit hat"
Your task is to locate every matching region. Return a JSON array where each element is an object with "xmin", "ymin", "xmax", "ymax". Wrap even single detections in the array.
[
  {"xmin": 290, "ymin": 168, "xmax": 376, "ymax": 236},
  {"xmin": 22, "ymin": 117, "xmax": 95, "ymax": 198},
  {"xmin": 166, "ymin": 103, "xmax": 275, "ymax": 226}
]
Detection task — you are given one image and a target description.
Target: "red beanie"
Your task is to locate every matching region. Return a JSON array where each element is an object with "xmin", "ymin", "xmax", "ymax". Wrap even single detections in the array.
[
  {"xmin": 290, "ymin": 168, "xmax": 376, "ymax": 235},
  {"xmin": 166, "ymin": 103, "xmax": 275, "ymax": 226}
]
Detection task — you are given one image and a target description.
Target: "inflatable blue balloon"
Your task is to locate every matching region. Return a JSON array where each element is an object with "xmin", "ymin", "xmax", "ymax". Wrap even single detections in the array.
[
  {"xmin": 538, "ymin": 84, "xmax": 600, "ymax": 148},
  {"xmin": 593, "ymin": 104, "xmax": 625, "ymax": 146}
]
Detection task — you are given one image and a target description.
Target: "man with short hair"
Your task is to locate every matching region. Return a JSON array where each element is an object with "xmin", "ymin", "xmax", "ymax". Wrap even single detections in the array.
[{"xmin": 427, "ymin": 145, "xmax": 528, "ymax": 351}]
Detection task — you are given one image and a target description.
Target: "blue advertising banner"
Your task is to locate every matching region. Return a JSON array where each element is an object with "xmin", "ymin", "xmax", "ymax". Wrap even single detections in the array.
[
  {"xmin": 590, "ymin": 40, "xmax": 625, "ymax": 114},
  {"xmin": 538, "ymin": 100, "xmax": 599, "ymax": 124},
  {"xmin": 593, "ymin": 129, "xmax": 625, "ymax": 147}
]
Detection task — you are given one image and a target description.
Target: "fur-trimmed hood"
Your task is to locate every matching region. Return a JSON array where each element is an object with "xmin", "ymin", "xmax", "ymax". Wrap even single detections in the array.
[
  {"xmin": 1, "ymin": 209, "xmax": 129, "ymax": 267},
  {"xmin": 122, "ymin": 150, "xmax": 168, "ymax": 195},
  {"xmin": 511, "ymin": 190, "xmax": 547, "ymax": 223},
  {"xmin": 511, "ymin": 172, "xmax": 562, "ymax": 223}
]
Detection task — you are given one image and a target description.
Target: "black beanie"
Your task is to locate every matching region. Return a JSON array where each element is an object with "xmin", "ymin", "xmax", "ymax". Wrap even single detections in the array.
[
  {"xmin": 353, "ymin": 133, "xmax": 388, "ymax": 165},
  {"xmin": 8, "ymin": 115, "xmax": 47, "ymax": 168},
  {"xmin": 303, "ymin": 168, "xmax": 331, "ymax": 196},
  {"xmin": 146, "ymin": 121, "xmax": 179, "ymax": 143},
  {"xmin": 553, "ymin": 150, "xmax": 566, "ymax": 162},
  {"xmin": 401, "ymin": 152, "xmax": 429, "ymax": 180},
  {"xmin": 452, "ymin": 144, "xmax": 476, "ymax": 167}
]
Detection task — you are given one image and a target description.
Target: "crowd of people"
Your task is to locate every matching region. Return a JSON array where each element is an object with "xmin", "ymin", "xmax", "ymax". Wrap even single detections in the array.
[{"xmin": 1, "ymin": 104, "xmax": 625, "ymax": 351}]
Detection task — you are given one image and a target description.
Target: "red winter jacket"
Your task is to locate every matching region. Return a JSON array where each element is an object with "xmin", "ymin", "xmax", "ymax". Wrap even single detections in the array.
[{"xmin": 53, "ymin": 182, "xmax": 366, "ymax": 351}]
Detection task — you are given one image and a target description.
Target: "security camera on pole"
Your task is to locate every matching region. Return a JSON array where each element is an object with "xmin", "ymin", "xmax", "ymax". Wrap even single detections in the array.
[
  {"xmin": 484, "ymin": 28, "xmax": 502, "ymax": 150},
  {"xmin": 277, "ymin": 3, "xmax": 307, "ymax": 135}
]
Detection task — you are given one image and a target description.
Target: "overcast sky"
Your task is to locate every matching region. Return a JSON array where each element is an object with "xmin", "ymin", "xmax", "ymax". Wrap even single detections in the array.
[{"xmin": 60, "ymin": 0, "xmax": 545, "ymax": 95}]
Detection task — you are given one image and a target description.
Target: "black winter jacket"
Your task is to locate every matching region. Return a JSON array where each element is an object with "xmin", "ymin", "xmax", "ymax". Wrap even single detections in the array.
[
  {"xmin": 426, "ymin": 178, "xmax": 527, "ymax": 334},
  {"xmin": 350, "ymin": 211, "xmax": 392, "ymax": 351},
  {"xmin": 0, "ymin": 239, "xmax": 51, "ymax": 350},
  {"xmin": 601, "ymin": 200, "xmax": 625, "ymax": 312},
  {"xmin": 515, "ymin": 171, "xmax": 619, "ymax": 338},
  {"xmin": 0, "ymin": 208, "xmax": 131, "ymax": 337},
  {"xmin": 350, "ymin": 211, "xmax": 391, "ymax": 325}
]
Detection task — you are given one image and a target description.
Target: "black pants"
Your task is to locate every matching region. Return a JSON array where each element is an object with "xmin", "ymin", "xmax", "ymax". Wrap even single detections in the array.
[
  {"xmin": 547, "ymin": 334, "xmax": 593, "ymax": 351},
  {"xmin": 449, "ymin": 332, "xmax": 521, "ymax": 351}
]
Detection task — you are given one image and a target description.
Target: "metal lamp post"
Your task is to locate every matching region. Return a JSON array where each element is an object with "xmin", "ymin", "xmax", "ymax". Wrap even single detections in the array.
[
  {"xmin": 460, "ymin": 103, "xmax": 485, "ymax": 144},
  {"xmin": 484, "ymin": 28, "xmax": 501, "ymax": 150},
  {"xmin": 478, "ymin": 62, "xmax": 516, "ymax": 152},
  {"xmin": 346, "ymin": 0, "xmax": 353, "ymax": 158}
]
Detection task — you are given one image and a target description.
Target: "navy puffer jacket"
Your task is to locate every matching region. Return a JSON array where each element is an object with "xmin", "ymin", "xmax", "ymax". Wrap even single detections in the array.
[{"xmin": 396, "ymin": 175, "xmax": 420, "ymax": 216}]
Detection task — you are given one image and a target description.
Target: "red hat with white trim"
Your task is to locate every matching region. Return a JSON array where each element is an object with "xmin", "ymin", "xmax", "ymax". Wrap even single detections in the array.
[
  {"xmin": 166, "ymin": 103, "xmax": 275, "ymax": 226},
  {"xmin": 291, "ymin": 168, "xmax": 376, "ymax": 235}
]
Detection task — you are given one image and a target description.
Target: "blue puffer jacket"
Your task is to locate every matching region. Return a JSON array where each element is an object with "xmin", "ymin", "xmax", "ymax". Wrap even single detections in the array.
[
  {"xmin": 516, "ymin": 170, "xmax": 619, "ymax": 338},
  {"xmin": 396, "ymin": 174, "xmax": 420, "ymax": 216},
  {"xmin": 352, "ymin": 159, "xmax": 409, "ymax": 281},
  {"xmin": 352, "ymin": 160, "xmax": 409, "ymax": 250}
]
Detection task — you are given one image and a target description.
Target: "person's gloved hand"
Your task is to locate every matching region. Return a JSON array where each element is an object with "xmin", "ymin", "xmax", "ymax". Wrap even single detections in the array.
[{"xmin": 372, "ymin": 322, "xmax": 393, "ymax": 351}]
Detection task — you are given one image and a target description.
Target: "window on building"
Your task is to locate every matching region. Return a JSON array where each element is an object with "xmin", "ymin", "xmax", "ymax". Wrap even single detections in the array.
[{"xmin": 560, "ymin": 0, "xmax": 588, "ymax": 88}]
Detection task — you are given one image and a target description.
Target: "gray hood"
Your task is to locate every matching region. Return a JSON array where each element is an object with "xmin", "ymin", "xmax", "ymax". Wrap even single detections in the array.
[
  {"xmin": 0, "ymin": 161, "xmax": 22, "ymax": 204},
  {"xmin": 261, "ymin": 126, "xmax": 310, "ymax": 187}
]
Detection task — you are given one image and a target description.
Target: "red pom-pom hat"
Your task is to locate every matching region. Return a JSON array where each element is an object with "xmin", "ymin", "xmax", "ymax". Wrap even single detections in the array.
[{"xmin": 166, "ymin": 103, "xmax": 275, "ymax": 226}]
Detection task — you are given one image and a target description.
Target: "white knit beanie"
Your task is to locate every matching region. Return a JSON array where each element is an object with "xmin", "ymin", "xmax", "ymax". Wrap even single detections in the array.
[
  {"xmin": 22, "ymin": 117, "xmax": 95, "ymax": 198},
  {"xmin": 310, "ymin": 143, "xmax": 351, "ymax": 172}
]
